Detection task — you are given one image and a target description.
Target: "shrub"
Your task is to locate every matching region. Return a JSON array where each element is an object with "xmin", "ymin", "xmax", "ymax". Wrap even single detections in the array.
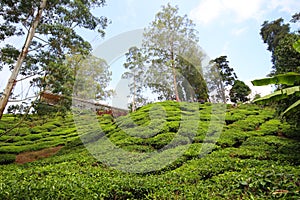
[
  {"xmin": 258, "ymin": 119, "xmax": 282, "ymax": 135},
  {"xmin": 0, "ymin": 154, "xmax": 16, "ymax": 165},
  {"xmin": 23, "ymin": 134, "xmax": 43, "ymax": 141},
  {"xmin": 146, "ymin": 132, "xmax": 176, "ymax": 149},
  {"xmin": 42, "ymin": 123, "xmax": 59, "ymax": 132},
  {"xmin": 30, "ymin": 126, "xmax": 46, "ymax": 134},
  {"xmin": 56, "ymin": 138, "xmax": 83, "ymax": 155},
  {"xmin": 0, "ymin": 145, "xmax": 24, "ymax": 153},
  {"xmin": 167, "ymin": 121, "xmax": 180, "ymax": 132},
  {"xmin": 49, "ymin": 127, "xmax": 77, "ymax": 136}
]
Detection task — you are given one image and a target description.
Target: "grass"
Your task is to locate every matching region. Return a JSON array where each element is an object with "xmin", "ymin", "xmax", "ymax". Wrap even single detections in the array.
[{"xmin": 0, "ymin": 101, "xmax": 299, "ymax": 199}]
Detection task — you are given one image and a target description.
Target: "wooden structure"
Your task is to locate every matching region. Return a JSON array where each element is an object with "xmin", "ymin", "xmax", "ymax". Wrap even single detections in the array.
[
  {"xmin": 40, "ymin": 91, "xmax": 62, "ymax": 105},
  {"xmin": 72, "ymin": 97, "xmax": 128, "ymax": 117},
  {"xmin": 39, "ymin": 91, "xmax": 128, "ymax": 117},
  {"xmin": 41, "ymin": 91, "xmax": 128, "ymax": 117}
]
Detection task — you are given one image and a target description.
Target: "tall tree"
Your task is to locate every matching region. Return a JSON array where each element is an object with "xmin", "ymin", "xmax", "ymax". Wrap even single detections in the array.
[
  {"xmin": 122, "ymin": 47, "xmax": 147, "ymax": 112},
  {"xmin": 259, "ymin": 17, "xmax": 300, "ymax": 75},
  {"xmin": 260, "ymin": 18, "xmax": 290, "ymax": 55},
  {"xmin": 0, "ymin": 0, "xmax": 109, "ymax": 119},
  {"xmin": 291, "ymin": 12, "xmax": 300, "ymax": 24},
  {"xmin": 252, "ymin": 40, "xmax": 300, "ymax": 127},
  {"xmin": 229, "ymin": 80, "xmax": 251, "ymax": 103},
  {"xmin": 207, "ymin": 56, "xmax": 237, "ymax": 103},
  {"xmin": 143, "ymin": 3, "xmax": 203, "ymax": 102},
  {"xmin": 177, "ymin": 54, "xmax": 208, "ymax": 102},
  {"xmin": 71, "ymin": 55, "xmax": 112, "ymax": 101},
  {"xmin": 273, "ymin": 33, "xmax": 300, "ymax": 74}
]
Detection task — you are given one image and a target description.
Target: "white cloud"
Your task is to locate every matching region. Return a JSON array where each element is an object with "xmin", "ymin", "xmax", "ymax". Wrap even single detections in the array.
[
  {"xmin": 268, "ymin": 0, "xmax": 300, "ymax": 14},
  {"xmin": 232, "ymin": 27, "xmax": 248, "ymax": 36},
  {"xmin": 126, "ymin": 0, "xmax": 137, "ymax": 18},
  {"xmin": 190, "ymin": 0, "xmax": 223, "ymax": 25},
  {"xmin": 220, "ymin": 41, "xmax": 230, "ymax": 55},
  {"xmin": 190, "ymin": 0, "xmax": 300, "ymax": 25}
]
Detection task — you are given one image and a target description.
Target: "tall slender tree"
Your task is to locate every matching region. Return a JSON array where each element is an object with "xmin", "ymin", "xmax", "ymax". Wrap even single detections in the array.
[
  {"xmin": 260, "ymin": 18, "xmax": 290, "ymax": 55},
  {"xmin": 207, "ymin": 56, "xmax": 237, "ymax": 103},
  {"xmin": 259, "ymin": 16, "xmax": 300, "ymax": 75},
  {"xmin": 0, "ymin": 0, "xmax": 109, "ymax": 119},
  {"xmin": 122, "ymin": 47, "xmax": 147, "ymax": 112},
  {"xmin": 143, "ymin": 3, "xmax": 203, "ymax": 102}
]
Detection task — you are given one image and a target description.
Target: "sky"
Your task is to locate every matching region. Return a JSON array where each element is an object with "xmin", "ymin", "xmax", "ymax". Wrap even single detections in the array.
[
  {"xmin": 1, "ymin": 0, "xmax": 300, "ymax": 108},
  {"xmin": 87, "ymin": 0, "xmax": 300, "ymax": 98}
]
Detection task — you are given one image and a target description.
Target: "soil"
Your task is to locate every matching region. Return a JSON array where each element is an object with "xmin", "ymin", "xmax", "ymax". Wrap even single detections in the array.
[{"xmin": 15, "ymin": 145, "xmax": 63, "ymax": 164}]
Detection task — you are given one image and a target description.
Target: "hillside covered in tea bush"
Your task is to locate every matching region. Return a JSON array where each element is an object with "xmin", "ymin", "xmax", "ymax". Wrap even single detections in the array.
[{"xmin": 0, "ymin": 101, "xmax": 300, "ymax": 199}]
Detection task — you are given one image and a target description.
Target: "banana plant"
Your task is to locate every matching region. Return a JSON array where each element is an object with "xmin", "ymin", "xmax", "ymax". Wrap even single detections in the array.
[
  {"xmin": 293, "ymin": 39, "xmax": 300, "ymax": 53},
  {"xmin": 251, "ymin": 39, "xmax": 300, "ymax": 117},
  {"xmin": 251, "ymin": 73, "xmax": 300, "ymax": 116}
]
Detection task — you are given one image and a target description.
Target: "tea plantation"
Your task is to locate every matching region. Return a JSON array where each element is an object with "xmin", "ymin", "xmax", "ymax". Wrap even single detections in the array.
[{"xmin": 0, "ymin": 101, "xmax": 299, "ymax": 199}]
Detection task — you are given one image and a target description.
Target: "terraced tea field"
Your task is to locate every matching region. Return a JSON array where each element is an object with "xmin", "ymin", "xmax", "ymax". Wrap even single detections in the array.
[{"xmin": 0, "ymin": 101, "xmax": 299, "ymax": 199}]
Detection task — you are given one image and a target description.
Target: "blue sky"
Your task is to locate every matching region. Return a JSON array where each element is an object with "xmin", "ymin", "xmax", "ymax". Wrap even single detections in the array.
[
  {"xmin": 87, "ymin": 0, "xmax": 300, "ymax": 97},
  {"xmin": 1, "ymin": 0, "xmax": 300, "ymax": 106}
]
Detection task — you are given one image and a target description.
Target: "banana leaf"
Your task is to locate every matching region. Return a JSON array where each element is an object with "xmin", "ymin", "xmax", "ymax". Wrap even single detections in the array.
[
  {"xmin": 251, "ymin": 73, "xmax": 300, "ymax": 86},
  {"xmin": 293, "ymin": 39, "xmax": 300, "ymax": 53},
  {"xmin": 281, "ymin": 99, "xmax": 300, "ymax": 116},
  {"xmin": 253, "ymin": 86, "xmax": 300, "ymax": 104}
]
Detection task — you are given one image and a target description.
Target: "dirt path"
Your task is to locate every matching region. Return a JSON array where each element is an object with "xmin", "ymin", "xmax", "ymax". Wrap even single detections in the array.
[{"xmin": 16, "ymin": 145, "xmax": 63, "ymax": 164}]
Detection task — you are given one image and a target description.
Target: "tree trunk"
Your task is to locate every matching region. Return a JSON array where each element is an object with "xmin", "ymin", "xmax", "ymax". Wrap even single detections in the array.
[
  {"xmin": 132, "ymin": 72, "xmax": 136, "ymax": 112},
  {"xmin": 171, "ymin": 43, "xmax": 180, "ymax": 102},
  {"xmin": 0, "ymin": 0, "xmax": 47, "ymax": 119}
]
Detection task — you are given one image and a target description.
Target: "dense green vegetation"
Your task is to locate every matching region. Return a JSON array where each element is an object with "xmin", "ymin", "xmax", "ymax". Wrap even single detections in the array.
[
  {"xmin": 258, "ymin": 15, "xmax": 300, "ymax": 127},
  {"xmin": 0, "ymin": 2, "xmax": 299, "ymax": 199},
  {"xmin": 0, "ymin": 114, "xmax": 76, "ymax": 158},
  {"xmin": 0, "ymin": 101, "xmax": 299, "ymax": 199}
]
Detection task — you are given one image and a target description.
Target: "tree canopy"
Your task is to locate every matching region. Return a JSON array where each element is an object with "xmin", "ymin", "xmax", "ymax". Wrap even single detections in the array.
[
  {"xmin": 229, "ymin": 80, "xmax": 251, "ymax": 103},
  {"xmin": 122, "ymin": 47, "xmax": 147, "ymax": 112},
  {"xmin": 142, "ymin": 3, "xmax": 207, "ymax": 102},
  {"xmin": 207, "ymin": 55, "xmax": 237, "ymax": 103},
  {"xmin": 0, "ymin": 0, "xmax": 110, "ymax": 118},
  {"xmin": 260, "ymin": 16, "xmax": 300, "ymax": 75}
]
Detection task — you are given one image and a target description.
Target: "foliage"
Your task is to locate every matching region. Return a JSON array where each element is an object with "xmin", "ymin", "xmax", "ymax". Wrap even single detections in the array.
[
  {"xmin": 253, "ymin": 93, "xmax": 261, "ymax": 100},
  {"xmin": 176, "ymin": 54, "xmax": 209, "ymax": 101},
  {"xmin": 143, "ymin": 3, "xmax": 207, "ymax": 102},
  {"xmin": 72, "ymin": 54, "xmax": 113, "ymax": 100},
  {"xmin": 252, "ymin": 85, "xmax": 300, "ymax": 103},
  {"xmin": 293, "ymin": 39, "xmax": 300, "ymax": 53},
  {"xmin": 0, "ymin": 0, "xmax": 110, "ymax": 116},
  {"xmin": 122, "ymin": 47, "xmax": 147, "ymax": 111},
  {"xmin": 260, "ymin": 16, "xmax": 300, "ymax": 76},
  {"xmin": 0, "ymin": 115, "xmax": 76, "ymax": 154},
  {"xmin": 273, "ymin": 34, "xmax": 300, "ymax": 74},
  {"xmin": 252, "ymin": 68, "xmax": 300, "ymax": 126},
  {"xmin": 252, "ymin": 72, "xmax": 300, "ymax": 86},
  {"xmin": 258, "ymin": 14, "xmax": 300, "ymax": 127},
  {"xmin": 0, "ymin": 101, "xmax": 300, "ymax": 199},
  {"xmin": 260, "ymin": 18, "xmax": 290, "ymax": 55},
  {"xmin": 0, "ymin": 154, "xmax": 16, "ymax": 165},
  {"xmin": 229, "ymin": 80, "xmax": 251, "ymax": 103},
  {"xmin": 208, "ymin": 56, "xmax": 237, "ymax": 103}
]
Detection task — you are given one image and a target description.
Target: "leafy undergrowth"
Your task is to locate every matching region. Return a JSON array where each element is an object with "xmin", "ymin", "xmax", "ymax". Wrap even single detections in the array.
[
  {"xmin": 0, "ymin": 114, "xmax": 76, "ymax": 158},
  {"xmin": 0, "ymin": 101, "xmax": 300, "ymax": 199}
]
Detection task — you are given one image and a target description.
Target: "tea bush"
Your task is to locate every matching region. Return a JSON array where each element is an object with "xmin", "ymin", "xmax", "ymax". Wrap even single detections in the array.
[
  {"xmin": 0, "ymin": 154, "xmax": 16, "ymax": 164},
  {"xmin": 0, "ymin": 102, "xmax": 299, "ymax": 199}
]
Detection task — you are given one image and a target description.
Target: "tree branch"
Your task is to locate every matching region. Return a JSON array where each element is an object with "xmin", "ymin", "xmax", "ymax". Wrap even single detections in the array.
[
  {"xmin": 8, "ymin": 95, "xmax": 39, "ymax": 103},
  {"xmin": 33, "ymin": 35, "xmax": 50, "ymax": 44}
]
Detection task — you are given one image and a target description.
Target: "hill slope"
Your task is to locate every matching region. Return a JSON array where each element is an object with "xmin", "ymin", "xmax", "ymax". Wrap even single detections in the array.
[{"xmin": 0, "ymin": 101, "xmax": 300, "ymax": 199}]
